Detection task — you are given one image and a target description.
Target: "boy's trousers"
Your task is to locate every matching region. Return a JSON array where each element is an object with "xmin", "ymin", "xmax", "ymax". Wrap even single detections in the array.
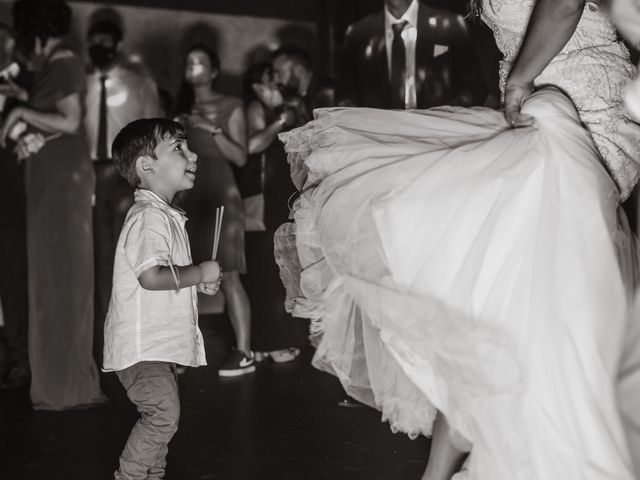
[{"xmin": 114, "ymin": 361, "xmax": 180, "ymax": 480}]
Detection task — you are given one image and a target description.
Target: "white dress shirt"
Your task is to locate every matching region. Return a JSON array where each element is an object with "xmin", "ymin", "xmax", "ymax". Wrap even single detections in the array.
[
  {"xmin": 385, "ymin": 0, "xmax": 419, "ymax": 109},
  {"xmin": 85, "ymin": 58, "xmax": 162, "ymax": 160},
  {"xmin": 103, "ymin": 189, "xmax": 207, "ymax": 371}
]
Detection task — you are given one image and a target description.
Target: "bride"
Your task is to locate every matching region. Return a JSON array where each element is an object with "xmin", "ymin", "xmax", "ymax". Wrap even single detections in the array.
[{"xmin": 276, "ymin": 0, "xmax": 640, "ymax": 479}]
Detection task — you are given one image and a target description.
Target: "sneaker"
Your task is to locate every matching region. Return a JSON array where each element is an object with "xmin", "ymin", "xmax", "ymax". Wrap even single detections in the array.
[{"xmin": 218, "ymin": 351, "xmax": 256, "ymax": 377}]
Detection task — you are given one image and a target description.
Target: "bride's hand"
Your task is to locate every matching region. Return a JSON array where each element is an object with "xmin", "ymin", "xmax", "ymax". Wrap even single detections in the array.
[{"xmin": 504, "ymin": 80, "xmax": 535, "ymax": 128}]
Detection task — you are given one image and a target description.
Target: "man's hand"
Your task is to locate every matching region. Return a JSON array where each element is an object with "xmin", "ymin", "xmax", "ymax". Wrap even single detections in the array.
[{"xmin": 504, "ymin": 79, "xmax": 535, "ymax": 128}]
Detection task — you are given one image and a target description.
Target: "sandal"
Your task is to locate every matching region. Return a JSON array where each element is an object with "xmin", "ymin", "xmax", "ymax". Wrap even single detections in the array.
[{"xmin": 268, "ymin": 347, "xmax": 300, "ymax": 363}]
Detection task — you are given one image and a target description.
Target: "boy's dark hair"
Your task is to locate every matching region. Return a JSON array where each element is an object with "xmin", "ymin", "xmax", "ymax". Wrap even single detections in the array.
[
  {"xmin": 88, "ymin": 19, "xmax": 123, "ymax": 44},
  {"xmin": 112, "ymin": 118, "xmax": 185, "ymax": 187}
]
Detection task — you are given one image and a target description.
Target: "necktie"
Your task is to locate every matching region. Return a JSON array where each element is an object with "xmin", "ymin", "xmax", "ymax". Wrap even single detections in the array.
[
  {"xmin": 97, "ymin": 74, "xmax": 108, "ymax": 159},
  {"xmin": 390, "ymin": 21, "xmax": 407, "ymax": 109}
]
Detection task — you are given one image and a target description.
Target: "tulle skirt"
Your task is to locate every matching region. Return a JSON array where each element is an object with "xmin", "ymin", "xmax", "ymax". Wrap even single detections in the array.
[{"xmin": 275, "ymin": 88, "xmax": 640, "ymax": 480}]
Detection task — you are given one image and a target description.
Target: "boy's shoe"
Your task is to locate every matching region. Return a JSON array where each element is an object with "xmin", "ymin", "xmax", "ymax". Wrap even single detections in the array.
[{"xmin": 218, "ymin": 351, "xmax": 255, "ymax": 377}]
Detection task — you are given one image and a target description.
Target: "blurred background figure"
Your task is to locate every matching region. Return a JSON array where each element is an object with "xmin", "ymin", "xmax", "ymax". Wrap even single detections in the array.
[
  {"xmin": 0, "ymin": 22, "xmax": 29, "ymax": 391},
  {"xmin": 610, "ymin": 0, "xmax": 640, "ymax": 49},
  {"xmin": 84, "ymin": 16, "xmax": 162, "ymax": 365},
  {"xmin": 0, "ymin": 0, "xmax": 106, "ymax": 410},
  {"xmin": 609, "ymin": 0, "xmax": 640, "ymax": 118},
  {"xmin": 337, "ymin": 0, "xmax": 492, "ymax": 109},
  {"xmin": 174, "ymin": 45, "xmax": 254, "ymax": 377},
  {"xmin": 271, "ymin": 45, "xmax": 336, "ymax": 122},
  {"xmin": 241, "ymin": 61, "xmax": 307, "ymax": 364}
]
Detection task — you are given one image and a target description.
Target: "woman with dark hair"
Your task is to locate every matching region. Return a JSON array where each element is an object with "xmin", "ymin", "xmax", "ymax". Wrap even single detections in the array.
[
  {"xmin": 174, "ymin": 45, "xmax": 254, "ymax": 376},
  {"xmin": 241, "ymin": 62, "xmax": 306, "ymax": 363},
  {"xmin": 0, "ymin": 0, "xmax": 106, "ymax": 409}
]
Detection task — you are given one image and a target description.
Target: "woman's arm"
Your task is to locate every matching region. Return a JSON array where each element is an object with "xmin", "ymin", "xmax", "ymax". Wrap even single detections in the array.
[
  {"xmin": 505, "ymin": 0, "xmax": 586, "ymax": 126},
  {"xmin": 214, "ymin": 105, "xmax": 247, "ymax": 167},
  {"xmin": 16, "ymin": 92, "xmax": 82, "ymax": 134},
  {"xmin": 247, "ymin": 100, "xmax": 286, "ymax": 155}
]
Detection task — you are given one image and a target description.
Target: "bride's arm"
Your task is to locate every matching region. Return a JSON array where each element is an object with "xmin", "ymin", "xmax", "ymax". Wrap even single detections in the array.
[
  {"xmin": 505, "ymin": 0, "xmax": 586, "ymax": 126},
  {"xmin": 610, "ymin": 0, "xmax": 640, "ymax": 48}
]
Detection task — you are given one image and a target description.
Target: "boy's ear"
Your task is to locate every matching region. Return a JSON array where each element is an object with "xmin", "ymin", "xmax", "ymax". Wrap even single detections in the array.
[{"xmin": 135, "ymin": 155, "xmax": 155, "ymax": 180}]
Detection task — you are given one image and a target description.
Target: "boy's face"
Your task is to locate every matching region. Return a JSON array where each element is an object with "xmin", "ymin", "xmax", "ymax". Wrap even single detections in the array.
[{"xmin": 146, "ymin": 133, "xmax": 197, "ymax": 202}]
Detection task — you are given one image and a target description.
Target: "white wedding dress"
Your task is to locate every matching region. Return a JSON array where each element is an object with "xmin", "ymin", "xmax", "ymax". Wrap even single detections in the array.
[{"xmin": 275, "ymin": 1, "xmax": 640, "ymax": 479}]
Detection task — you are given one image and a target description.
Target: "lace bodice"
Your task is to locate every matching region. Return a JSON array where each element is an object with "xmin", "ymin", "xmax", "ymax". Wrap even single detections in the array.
[
  {"xmin": 482, "ymin": 0, "xmax": 640, "ymax": 199},
  {"xmin": 482, "ymin": 0, "xmax": 617, "ymax": 67}
]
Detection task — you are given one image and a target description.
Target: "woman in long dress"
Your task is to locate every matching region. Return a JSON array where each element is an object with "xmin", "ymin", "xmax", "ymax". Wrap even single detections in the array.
[
  {"xmin": 0, "ymin": 0, "xmax": 106, "ymax": 410},
  {"xmin": 242, "ymin": 62, "xmax": 307, "ymax": 362},
  {"xmin": 277, "ymin": 0, "xmax": 640, "ymax": 478},
  {"xmin": 175, "ymin": 45, "xmax": 254, "ymax": 375}
]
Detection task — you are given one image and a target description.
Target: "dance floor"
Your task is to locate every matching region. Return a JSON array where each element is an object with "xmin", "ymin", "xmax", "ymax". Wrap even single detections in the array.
[{"xmin": 0, "ymin": 314, "xmax": 430, "ymax": 479}]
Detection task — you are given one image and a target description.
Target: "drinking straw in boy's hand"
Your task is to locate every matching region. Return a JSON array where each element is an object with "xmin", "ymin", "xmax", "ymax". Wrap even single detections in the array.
[{"xmin": 212, "ymin": 206, "xmax": 224, "ymax": 261}]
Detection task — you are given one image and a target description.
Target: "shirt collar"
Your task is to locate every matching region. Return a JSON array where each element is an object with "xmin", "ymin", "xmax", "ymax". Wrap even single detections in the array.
[
  {"xmin": 385, "ymin": 0, "xmax": 419, "ymax": 31},
  {"xmin": 88, "ymin": 59, "xmax": 123, "ymax": 77},
  {"xmin": 135, "ymin": 188, "xmax": 187, "ymax": 217}
]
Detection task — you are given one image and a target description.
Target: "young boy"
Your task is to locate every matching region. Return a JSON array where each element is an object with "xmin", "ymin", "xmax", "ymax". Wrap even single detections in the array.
[{"xmin": 103, "ymin": 118, "xmax": 221, "ymax": 480}]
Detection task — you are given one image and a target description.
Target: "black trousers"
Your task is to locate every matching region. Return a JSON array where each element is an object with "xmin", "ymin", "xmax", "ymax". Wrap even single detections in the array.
[{"xmin": 92, "ymin": 159, "xmax": 133, "ymax": 365}]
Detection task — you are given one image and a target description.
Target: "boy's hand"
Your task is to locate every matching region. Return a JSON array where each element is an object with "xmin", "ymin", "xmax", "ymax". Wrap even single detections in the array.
[
  {"xmin": 197, "ymin": 278, "xmax": 221, "ymax": 295},
  {"xmin": 198, "ymin": 260, "xmax": 221, "ymax": 283}
]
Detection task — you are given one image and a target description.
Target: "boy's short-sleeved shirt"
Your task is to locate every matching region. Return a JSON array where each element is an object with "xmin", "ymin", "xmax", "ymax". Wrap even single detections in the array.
[{"xmin": 103, "ymin": 189, "xmax": 207, "ymax": 371}]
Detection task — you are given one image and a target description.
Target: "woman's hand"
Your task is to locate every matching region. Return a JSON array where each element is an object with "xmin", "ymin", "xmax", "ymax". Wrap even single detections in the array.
[
  {"xmin": 14, "ymin": 132, "xmax": 46, "ymax": 162},
  {"xmin": 0, "ymin": 79, "xmax": 28, "ymax": 102},
  {"xmin": 187, "ymin": 113, "xmax": 222, "ymax": 135},
  {"xmin": 504, "ymin": 79, "xmax": 535, "ymax": 128},
  {"xmin": 0, "ymin": 106, "xmax": 23, "ymax": 148},
  {"xmin": 252, "ymin": 83, "xmax": 284, "ymax": 109}
]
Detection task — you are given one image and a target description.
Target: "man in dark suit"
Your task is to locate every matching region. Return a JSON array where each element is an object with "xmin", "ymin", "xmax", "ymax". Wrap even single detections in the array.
[
  {"xmin": 271, "ymin": 45, "xmax": 336, "ymax": 123},
  {"xmin": 338, "ymin": 0, "xmax": 495, "ymax": 109}
]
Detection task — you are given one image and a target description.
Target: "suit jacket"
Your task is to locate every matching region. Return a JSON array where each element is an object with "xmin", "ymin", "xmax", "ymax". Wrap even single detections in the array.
[
  {"xmin": 304, "ymin": 73, "xmax": 337, "ymax": 113},
  {"xmin": 289, "ymin": 72, "xmax": 337, "ymax": 126},
  {"xmin": 338, "ymin": 0, "xmax": 492, "ymax": 109}
]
